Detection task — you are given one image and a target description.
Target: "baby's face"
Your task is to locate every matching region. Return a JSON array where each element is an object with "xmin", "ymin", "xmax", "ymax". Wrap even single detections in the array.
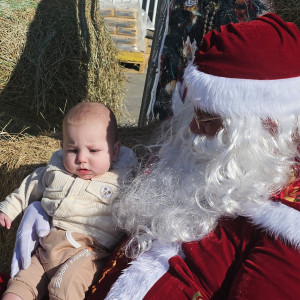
[{"xmin": 62, "ymin": 120, "xmax": 115, "ymax": 180}]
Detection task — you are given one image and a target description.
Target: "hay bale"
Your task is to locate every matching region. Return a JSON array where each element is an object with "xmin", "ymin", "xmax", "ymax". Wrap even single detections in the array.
[
  {"xmin": 0, "ymin": 0, "xmax": 126, "ymax": 134},
  {"xmin": 270, "ymin": 0, "xmax": 300, "ymax": 27},
  {"xmin": 0, "ymin": 134, "xmax": 61, "ymax": 201}
]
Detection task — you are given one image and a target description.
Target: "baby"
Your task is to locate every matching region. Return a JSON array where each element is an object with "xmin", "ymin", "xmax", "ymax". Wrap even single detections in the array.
[{"xmin": 0, "ymin": 102, "xmax": 136, "ymax": 300}]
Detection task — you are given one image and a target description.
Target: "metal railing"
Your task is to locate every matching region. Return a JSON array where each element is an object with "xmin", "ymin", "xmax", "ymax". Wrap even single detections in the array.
[
  {"xmin": 141, "ymin": 0, "xmax": 159, "ymax": 29},
  {"xmin": 139, "ymin": 0, "xmax": 168, "ymax": 126}
]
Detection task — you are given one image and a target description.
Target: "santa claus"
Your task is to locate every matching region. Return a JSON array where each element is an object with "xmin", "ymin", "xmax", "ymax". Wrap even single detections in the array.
[{"xmin": 6, "ymin": 13, "xmax": 300, "ymax": 300}]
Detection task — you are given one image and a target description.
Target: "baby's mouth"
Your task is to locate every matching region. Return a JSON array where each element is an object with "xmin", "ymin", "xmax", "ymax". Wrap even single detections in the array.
[{"xmin": 78, "ymin": 168, "xmax": 90, "ymax": 174}]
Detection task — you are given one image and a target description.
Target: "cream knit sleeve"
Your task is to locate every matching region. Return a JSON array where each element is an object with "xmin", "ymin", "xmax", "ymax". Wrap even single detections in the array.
[{"xmin": 0, "ymin": 166, "xmax": 47, "ymax": 221}]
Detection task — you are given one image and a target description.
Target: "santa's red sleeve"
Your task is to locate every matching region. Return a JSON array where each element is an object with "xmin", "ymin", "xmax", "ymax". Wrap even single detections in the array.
[
  {"xmin": 144, "ymin": 217, "xmax": 248, "ymax": 299},
  {"xmin": 144, "ymin": 217, "xmax": 300, "ymax": 300}
]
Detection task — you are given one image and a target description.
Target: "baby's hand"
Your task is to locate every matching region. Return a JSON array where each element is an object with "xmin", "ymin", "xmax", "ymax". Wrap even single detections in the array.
[{"xmin": 0, "ymin": 212, "xmax": 12, "ymax": 229}]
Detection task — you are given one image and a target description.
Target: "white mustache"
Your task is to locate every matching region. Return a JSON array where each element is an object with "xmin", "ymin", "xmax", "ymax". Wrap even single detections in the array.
[{"xmin": 191, "ymin": 134, "xmax": 224, "ymax": 157}]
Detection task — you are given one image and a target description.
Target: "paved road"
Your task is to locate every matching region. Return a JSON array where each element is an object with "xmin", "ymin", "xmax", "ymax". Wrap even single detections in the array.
[{"xmin": 120, "ymin": 72, "xmax": 147, "ymax": 126}]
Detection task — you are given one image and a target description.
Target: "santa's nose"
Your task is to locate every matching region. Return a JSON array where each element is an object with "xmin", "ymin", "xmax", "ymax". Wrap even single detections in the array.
[
  {"xmin": 190, "ymin": 118, "xmax": 205, "ymax": 135},
  {"xmin": 190, "ymin": 117, "xmax": 223, "ymax": 137}
]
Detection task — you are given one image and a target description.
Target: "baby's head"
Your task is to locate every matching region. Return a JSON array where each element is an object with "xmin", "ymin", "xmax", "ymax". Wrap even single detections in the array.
[{"xmin": 61, "ymin": 102, "xmax": 121, "ymax": 180}]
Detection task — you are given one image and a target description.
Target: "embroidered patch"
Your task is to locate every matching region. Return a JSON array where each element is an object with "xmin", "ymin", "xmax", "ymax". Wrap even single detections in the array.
[
  {"xmin": 101, "ymin": 186, "xmax": 113, "ymax": 199},
  {"xmin": 192, "ymin": 291, "xmax": 203, "ymax": 300}
]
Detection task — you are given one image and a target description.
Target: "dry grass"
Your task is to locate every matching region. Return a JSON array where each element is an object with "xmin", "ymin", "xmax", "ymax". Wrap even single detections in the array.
[
  {"xmin": 0, "ymin": 133, "xmax": 61, "ymax": 201},
  {"xmin": 0, "ymin": 0, "xmax": 126, "ymax": 134}
]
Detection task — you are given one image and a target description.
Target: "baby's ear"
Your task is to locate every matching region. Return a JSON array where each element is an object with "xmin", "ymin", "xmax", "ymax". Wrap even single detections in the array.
[{"xmin": 112, "ymin": 141, "xmax": 121, "ymax": 161}]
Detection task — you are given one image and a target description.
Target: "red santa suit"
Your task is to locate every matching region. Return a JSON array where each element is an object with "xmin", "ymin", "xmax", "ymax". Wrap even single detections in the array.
[
  {"xmin": 87, "ymin": 13, "xmax": 300, "ymax": 300},
  {"xmin": 87, "ymin": 177, "xmax": 300, "ymax": 300}
]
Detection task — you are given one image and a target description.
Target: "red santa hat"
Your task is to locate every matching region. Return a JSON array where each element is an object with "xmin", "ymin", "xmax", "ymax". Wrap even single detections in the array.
[{"xmin": 184, "ymin": 13, "xmax": 300, "ymax": 119}]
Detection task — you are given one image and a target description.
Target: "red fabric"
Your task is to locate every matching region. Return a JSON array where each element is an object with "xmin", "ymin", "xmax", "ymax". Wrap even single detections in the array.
[
  {"xmin": 145, "ymin": 217, "xmax": 300, "ymax": 300},
  {"xmin": 86, "ymin": 237, "xmax": 132, "ymax": 300},
  {"xmin": 194, "ymin": 13, "xmax": 300, "ymax": 79},
  {"xmin": 0, "ymin": 273, "xmax": 10, "ymax": 298}
]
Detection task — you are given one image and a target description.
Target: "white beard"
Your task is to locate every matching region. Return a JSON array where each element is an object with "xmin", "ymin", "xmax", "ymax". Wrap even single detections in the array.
[
  {"xmin": 113, "ymin": 126, "xmax": 227, "ymax": 257},
  {"xmin": 113, "ymin": 108, "xmax": 298, "ymax": 258}
]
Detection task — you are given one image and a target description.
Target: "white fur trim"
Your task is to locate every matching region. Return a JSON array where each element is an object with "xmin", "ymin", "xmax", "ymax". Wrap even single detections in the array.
[
  {"xmin": 241, "ymin": 200, "xmax": 300, "ymax": 249},
  {"xmin": 184, "ymin": 63, "xmax": 300, "ymax": 119},
  {"xmin": 105, "ymin": 241, "xmax": 182, "ymax": 300}
]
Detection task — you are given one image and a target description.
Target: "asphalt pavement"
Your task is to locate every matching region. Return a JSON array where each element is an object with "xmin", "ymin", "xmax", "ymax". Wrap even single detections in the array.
[{"xmin": 119, "ymin": 71, "xmax": 147, "ymax": 126}]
